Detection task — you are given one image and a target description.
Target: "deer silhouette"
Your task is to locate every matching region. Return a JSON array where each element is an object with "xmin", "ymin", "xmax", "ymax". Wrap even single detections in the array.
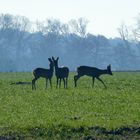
[
  {"xmin": 52, "ymin": 57, "xmax": 69, "ymax": 89},
  {"xmin": 74, "ymin": 65, "xmax": 113, "ymax": 88},
  {"xmin": 32, "ymin": 58, "xmax": 54, "ymax": 90}
]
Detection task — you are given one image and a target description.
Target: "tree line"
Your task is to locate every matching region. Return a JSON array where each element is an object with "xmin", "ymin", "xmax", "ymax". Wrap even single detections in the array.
[{"xmin": 0, "ymin": 13, "xmax": 140, "ymax": 72}]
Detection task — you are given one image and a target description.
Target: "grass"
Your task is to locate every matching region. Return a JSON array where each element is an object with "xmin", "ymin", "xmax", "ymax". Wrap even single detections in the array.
[{"xmin": 0, "ymin": 72, "xmax": 140, "ymax": 139}]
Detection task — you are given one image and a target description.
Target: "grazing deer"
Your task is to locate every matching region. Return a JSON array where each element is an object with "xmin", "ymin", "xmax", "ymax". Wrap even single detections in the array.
[
  {"xmin": 52, "ymin": 57, "xmax": 69, "ymax": 89},
  {"xmin": 32, "ymin": 58, "xmax": 54, "ymax": 90},
  {"xmin": 74, "ymin": 65, "xmax": 113, "ymax": 88}
]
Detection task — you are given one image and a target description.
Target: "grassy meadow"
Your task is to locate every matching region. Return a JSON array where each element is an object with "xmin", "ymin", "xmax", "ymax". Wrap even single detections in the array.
[{"xmin": 0, "ymin": 72, "xmax": 140, "ymax": 139}]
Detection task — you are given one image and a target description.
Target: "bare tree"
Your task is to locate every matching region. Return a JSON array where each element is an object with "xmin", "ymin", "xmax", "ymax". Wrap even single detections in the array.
[
  {"xmin": 118, "ymin": 23, "xmax": 130, "ymax": 43},
  {"xmin": 36, "ymin": 19, "xmax": 69, "ymax": 36},
  {"xmin": 117, "ymin": 23, "xmax": 137, "ymax": 70},
  {"xmin": 133, "ymin": 14, "xmax": 140, "ymax": 42},
  {"xmin": 0, "ymin": 14, "xmax": 13, "ymax": 30},
  {"xmin": 69, "ymin": 17, "xmax": 88, "ymax": 37}
]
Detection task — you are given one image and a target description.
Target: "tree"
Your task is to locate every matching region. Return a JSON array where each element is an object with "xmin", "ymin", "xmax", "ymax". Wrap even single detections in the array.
[
  {"xmin": 0, "ymin": 14, "xmax": 13, "ymax": 30},
  {"xmin": 36, "ymin": 19, "xmax": 69, "ymax": 36},
  {"xmin": 69, "ymin": 17, "xmax": 88, "ymax": 37},
  {"xmin": 117, "ymin": 23, "xmax": 137, "ymax": 70},
  {"xmin": 133, "ymin": 14, "xmax": 140, "ymax": 42}
]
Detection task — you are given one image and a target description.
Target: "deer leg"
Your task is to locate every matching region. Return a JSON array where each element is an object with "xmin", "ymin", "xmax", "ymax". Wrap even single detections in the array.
[
  {"xmin": 62, "ymin": 78, "xmax": 66, "ymax": 88},
  {"xmin": 65, "ymin": 77, "xmax": 68, "ymax": 89},
  {"xmin": 74, "ymin": 75, "xmax": 81, "ymax": 87},
  {"xmin": 92, "ymin": 77, "xmax": 95, "ymax": 87},
  {"xmin": 59, "ymin": 78, "xmax": 61, "ymax": 88},
  {"xmin": 46, "ymin": 78, "xmax": 48, "ymax": 89},
  {"xmin": 56, "ymin": 78, "xmax": 59, "ymax": 88},
  {"xmin": 49, "ymin": 78, "xmax": 52, "ymax": 89},
  {"xmin": 32, "ymin": 79, "xmax": 35, "ymax": 90},
  {"xmin": 74, "ymin": 75, "xmax": 78, "ymax": 87},
  {"xmin": 96, "ymin": 77, "xmax": 107, "ymax": 89},
  {"xmin": 32, "ymin": 77, "xmax": 38, "ymax": 90}
]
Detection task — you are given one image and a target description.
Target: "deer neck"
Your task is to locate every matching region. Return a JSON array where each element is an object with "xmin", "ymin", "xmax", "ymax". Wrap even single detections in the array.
[
  {"xmin": 99, "ymin": 69, "xmax": 108, "ymax": 75},
  {"xmin": 50, "ymin": 65, "xmax": 54, "ymax": 73},
  {"xmin": 54, "ymin": 65, "xmax": 59, "ymax": 73},
  {"xmin": 54, "ymin": 65, "xmax": 59, "ymax": 69}
]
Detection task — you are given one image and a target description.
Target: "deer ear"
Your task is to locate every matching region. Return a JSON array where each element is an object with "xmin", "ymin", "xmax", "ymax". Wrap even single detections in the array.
[
  {"xmin": 52, "ymin": 57, "xmax": 55, "ymax": 61},
  {"xmin": 48, "ymin": 58, "xmax": 52, "ymax": 62},
  {"xmin": 107, "ymin": 64, "xmax": 111, "ymax": 69},
  {"xmin": 57, "ymin": 57, "xmax": 59, "ymax": 61}
]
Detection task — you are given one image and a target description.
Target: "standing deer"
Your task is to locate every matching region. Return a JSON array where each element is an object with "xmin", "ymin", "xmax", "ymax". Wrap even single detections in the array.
[
  {"xmin": 32, "ymin": 58, "xmax": 54, "ymax": 90},
  {"xmin": 52, "ymin": 57, "xmax": 69, "ymax": 89},
  {"xmin": 74, "ymin": 65, "xmax": 113, "ymax": 88}
]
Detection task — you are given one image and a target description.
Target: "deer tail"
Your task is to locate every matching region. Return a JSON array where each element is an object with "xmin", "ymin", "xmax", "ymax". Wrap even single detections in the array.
[{"xmin": 77, "ymin": 67, "xmax": 80, "ymax": 74}]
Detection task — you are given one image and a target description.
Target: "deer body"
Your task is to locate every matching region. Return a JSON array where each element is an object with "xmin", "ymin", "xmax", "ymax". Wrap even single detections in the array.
[
  {"xmin": 55, "ymin": 67, "xmax": 69, "ymax": 79},
  {"xmin": 52, "ymin": 57, "xmax": 69, "ymax": 88},
  {"xmin": 74, "ymin": 65, "xmax": 113, "ymax": 88},
  {"xmin": 32, "ymin": 58, "xmax": 54, "ymax": 90}
]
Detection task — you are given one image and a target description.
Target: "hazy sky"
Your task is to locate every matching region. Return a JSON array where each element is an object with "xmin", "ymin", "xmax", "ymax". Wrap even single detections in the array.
[{"xmin": 0, "ymin": 0, "xmax": 140, "ymax": 38}]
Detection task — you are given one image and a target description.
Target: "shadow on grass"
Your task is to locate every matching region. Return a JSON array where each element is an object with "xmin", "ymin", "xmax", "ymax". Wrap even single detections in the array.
[{"xmin": 1, "ymin": 125, "xmax": 140, "ymax": 140}]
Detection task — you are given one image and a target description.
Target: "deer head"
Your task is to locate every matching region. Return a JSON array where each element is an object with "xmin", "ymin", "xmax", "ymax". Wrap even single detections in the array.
[
  {"xmin": 48, "ymin": 58, "xmax": 54, "ymax": 67},
  {"xmin": 52, "ymin": 57, "xmax": 59, "ymax": 67},
  {"xmin": 107, "ymin": 64, "xmax": 113, "ymax": 75}
]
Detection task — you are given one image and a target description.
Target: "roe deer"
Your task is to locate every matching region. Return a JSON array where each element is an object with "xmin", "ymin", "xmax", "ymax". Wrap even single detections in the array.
[
  {"xmin": 32, "ymin": 58, "xmax": 54, "ymax": 90},
  {"xmin": 52, "ymin": 57, "xmax": 69, "ymax": 89},
  {"xmin": 74, "ymin": 65, "xmax": 113, "ymax": 88}
]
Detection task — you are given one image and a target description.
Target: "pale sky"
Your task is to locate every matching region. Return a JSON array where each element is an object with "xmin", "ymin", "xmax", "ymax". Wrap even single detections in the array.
[{"xmin": 0, "ymin": 0, "xmax": 140, "ymax": 38}]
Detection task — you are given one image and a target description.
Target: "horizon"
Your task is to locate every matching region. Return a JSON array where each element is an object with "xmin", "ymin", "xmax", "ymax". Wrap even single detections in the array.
[{"xmin": 0, "ymin": 0, "xmax": 140, "ymax": 38}]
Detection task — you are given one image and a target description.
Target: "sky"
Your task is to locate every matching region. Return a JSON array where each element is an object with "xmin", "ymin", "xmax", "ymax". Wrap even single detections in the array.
[{"xmin": 0, "ymin": 0, "xmax": 140, "ymax": 38}]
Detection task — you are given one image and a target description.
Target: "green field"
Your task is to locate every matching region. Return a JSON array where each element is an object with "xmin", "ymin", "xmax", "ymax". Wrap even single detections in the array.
[{"xmin": 0, "ymin": 72, "xmax": 140, "ymax": 139}]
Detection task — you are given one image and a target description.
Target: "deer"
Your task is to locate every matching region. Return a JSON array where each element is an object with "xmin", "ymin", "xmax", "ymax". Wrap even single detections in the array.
[
  {"xmin": 52, "ymin": 57, "xmax": 69, "ymax": 89},
  {"xmin": 32, "ymin": 58, "xmax": 54, "ymax": 90},
  {"xmin": 74, "ymin": 65, "xmax": 113, "ymax": 88}
]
